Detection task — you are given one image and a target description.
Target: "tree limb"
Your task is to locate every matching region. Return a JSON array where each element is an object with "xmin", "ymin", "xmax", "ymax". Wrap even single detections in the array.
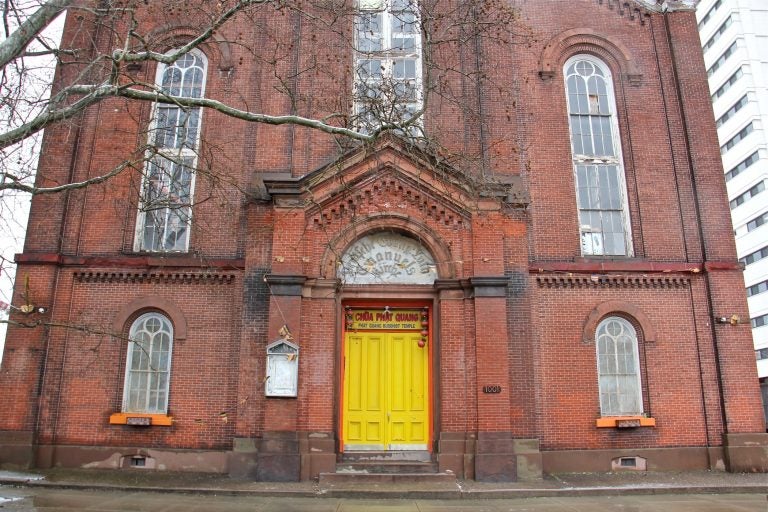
[{"xmin": 0, "ymin": 0, "xmax": 71, "ymax": 70}]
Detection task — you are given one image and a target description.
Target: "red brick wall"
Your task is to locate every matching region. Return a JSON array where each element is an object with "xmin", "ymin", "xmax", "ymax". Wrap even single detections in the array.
[{"xmin": 2, "ymin": 1, "xmax": 765, "ymax": 465}]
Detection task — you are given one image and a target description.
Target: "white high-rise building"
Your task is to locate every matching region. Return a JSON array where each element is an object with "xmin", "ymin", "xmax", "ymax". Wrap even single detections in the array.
[{"xmin": 697, "ymin": 0, "xmax": 768, "ymax": 422}]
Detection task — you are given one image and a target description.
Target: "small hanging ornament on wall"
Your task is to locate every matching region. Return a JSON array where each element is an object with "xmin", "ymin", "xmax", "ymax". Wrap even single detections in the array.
[{"xmin": 345, "ymin": 307, "xmax": 354, "ymax": 331}]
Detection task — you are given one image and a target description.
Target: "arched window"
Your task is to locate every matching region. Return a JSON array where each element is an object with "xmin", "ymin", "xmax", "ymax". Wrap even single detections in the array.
[
  {"xmin": 353, "ymin": 0, "xmax": 423, "ymax": 135},
  {"xmin": 122, "ymin": 312, "xmax": 174, "ymax": 413},
  {"xmin": 564, "ymin": 56, "xmax": 632, "ymax": 256},
  {"xmin": 596, "ymin": 316, "xmax": 642, "ymax": 416},
  {"xmin": 135, "ymin": 50, "xmax": 207, "ymax": 252}
]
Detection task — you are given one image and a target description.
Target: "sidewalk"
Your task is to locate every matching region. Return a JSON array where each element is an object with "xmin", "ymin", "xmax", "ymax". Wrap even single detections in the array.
[{"xmin": 1, "ymin": 468, "xmax": 766, "ymax": 499}]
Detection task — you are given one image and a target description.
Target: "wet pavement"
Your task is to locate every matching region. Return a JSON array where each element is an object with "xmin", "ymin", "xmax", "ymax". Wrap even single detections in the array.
[
  {"xmin": 0, "ymin": 468, "xmax": 765, "ymax": 510},
  {"xmin": 0, "ymin": 487, "xmax": 765, "ymax": 511}
]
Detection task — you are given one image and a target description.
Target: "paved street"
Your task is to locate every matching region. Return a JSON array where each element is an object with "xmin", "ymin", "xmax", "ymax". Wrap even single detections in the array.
[{"xmin": 0, "ymin": 486, "xmax": 766, "ymax": 511}]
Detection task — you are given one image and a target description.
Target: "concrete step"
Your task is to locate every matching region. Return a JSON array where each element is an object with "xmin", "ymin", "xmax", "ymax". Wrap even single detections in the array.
[
  {"xmin": 335, "ymin": 461, "xmax": 438, "ymax": 474},
  {"xmin": 319, "ymin": 471, "xmax": 456, "ymax": 485},
  {"xmin": 340, "ymin": 450, "xmax": 432, "ymax": 462}
]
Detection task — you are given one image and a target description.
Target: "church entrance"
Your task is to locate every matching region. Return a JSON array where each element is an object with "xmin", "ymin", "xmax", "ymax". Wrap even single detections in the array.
[
  {"xmin": 341, "ymin": 306, "xmax": 431, "ymax": 451},
  {"xmin": 336, "ymin": 232, "xmax": 438, "ymax": 453}
]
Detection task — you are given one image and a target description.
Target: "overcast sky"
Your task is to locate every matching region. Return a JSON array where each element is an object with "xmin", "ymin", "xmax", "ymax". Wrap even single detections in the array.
[{"xmin": 0, "ymin": 12, "xmax": 66, "ymax": 364}]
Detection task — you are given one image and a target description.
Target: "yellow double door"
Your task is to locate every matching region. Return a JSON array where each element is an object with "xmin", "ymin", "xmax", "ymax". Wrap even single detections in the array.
[{"xmin": 342, "ymin": 331, "xmax": 429, "ymax": 451}]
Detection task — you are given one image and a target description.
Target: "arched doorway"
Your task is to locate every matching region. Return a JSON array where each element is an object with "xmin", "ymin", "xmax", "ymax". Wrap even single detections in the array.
[{"xmin": 338, "ymin": 231, "xmax": 437, "ymax": 452}]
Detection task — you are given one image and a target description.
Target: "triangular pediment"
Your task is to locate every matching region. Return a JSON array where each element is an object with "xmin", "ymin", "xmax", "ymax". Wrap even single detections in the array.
[{"xmin": 261, "ymin": 135, "xmax": 526, "ymax": 224}]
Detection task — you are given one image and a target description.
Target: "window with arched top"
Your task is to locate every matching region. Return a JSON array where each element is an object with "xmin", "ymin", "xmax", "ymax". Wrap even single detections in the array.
[
  {"xmin": 353, "ymin": 0, "xmax": 423, "ymax": 135},
  {"xmin": 135, "ymin": 50, "xmax": 207, "ymax": 252},
  {"xmin": 596, "ymin": 316, "xmax": 642, "ymax": 416},
  {"xmin": 564, "ymin": 56, "xmax": 632, "ymax": 257},
  {"xmin": 122, "ymin": 312, "xmax": 174, "ymax": 413}
]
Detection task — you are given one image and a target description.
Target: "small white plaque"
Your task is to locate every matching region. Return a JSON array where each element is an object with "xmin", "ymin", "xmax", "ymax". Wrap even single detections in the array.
[{"xmin": 265, "ymin": 339, "xmax": 299, "ymax": 397}]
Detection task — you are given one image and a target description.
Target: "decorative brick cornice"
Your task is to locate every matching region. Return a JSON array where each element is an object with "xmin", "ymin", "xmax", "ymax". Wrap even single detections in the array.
[
  {"xmin": 15, "ymin": 252, "xmax": 245, "ymax": 270},
  {"xmin": 595, "ymin": 0, "xmax": 655, "ymax": 23},
  {"xmin": 536, "ymin": 275, "xmax": 688, "ymax": 288},
  {"xmin": 74, "ymin": 271, "xmax": 236, "ymax": 284}
]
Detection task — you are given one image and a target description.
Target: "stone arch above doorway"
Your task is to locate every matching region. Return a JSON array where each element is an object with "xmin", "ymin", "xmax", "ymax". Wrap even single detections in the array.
[
  {"xmin": 338, "ymin": 231, "xmax": 438, "ymax": 285},
  {"xmin": 319, "ymin": 213, "xmax": 456, "ymax": 283}
]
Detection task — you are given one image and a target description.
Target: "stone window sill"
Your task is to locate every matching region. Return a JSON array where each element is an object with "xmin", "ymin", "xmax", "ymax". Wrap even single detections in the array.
[
  {"xmin": 596, "ymin": 416, "xmax": 656, "ymax": 428},
  {"xmin": 109, "ymin": 413, "xmax": 173, "ymax": 426}
]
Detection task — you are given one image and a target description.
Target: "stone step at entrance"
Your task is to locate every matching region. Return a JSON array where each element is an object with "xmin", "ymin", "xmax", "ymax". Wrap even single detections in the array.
[{"xmin": 319, "ymin": 451, "xmax": 456, "ymax": 485}]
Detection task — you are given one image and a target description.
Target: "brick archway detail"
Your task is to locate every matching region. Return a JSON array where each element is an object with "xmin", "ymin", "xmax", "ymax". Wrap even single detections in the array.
[
  {"xmin": 113, "ymin": 297, "xmax": 188, "ymax": 340},
  {"xmin": 320, "ymin": 213, "xmax": 456, "ymax": 280},
  {"xmin": 145, "ymin": 24, "xmax": 233, "ymax": 71},
  {"xmin": 582, "ymin": 300, "xmax": 655, "ymax": 344},
  {"xmin": 539, "ymin": 28, "xmax": 641, "ymax": 83}
]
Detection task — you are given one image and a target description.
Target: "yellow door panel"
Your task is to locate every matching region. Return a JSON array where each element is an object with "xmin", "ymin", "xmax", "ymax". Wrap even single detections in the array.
[
  {"xmin": 343, "ymin": 330, "xmax": 429, "ymax": 451},
  {"xmin": 343, "ymin": 333, "xmax": 386, "ymax": 449}
]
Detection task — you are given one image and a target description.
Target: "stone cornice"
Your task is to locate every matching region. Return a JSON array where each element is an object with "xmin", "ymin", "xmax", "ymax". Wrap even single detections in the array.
[
  {"xmin": 265, "ymin": 274, "xmax": 307, "ymax": 296},
  {"xmin": 625, "ymin": 1, "xmax": 698, "ymax": 13}
]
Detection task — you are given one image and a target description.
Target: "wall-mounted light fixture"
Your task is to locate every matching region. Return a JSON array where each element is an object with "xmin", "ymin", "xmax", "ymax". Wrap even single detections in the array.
[{"xmin": 715, "ymin": 314, "xmax": 740, "ymax": 326}]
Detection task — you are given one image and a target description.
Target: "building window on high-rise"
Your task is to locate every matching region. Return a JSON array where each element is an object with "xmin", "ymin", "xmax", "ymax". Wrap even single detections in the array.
[
  {"xmin": 717, "ymin": 95, "xmax": 748, "ymax": 128},
  {"xmin": 757, "ymin": 348, "xmax": 768, "ymax": 361},
  {"xmin": 721, "ymin": 122, "xmax": 753, "ymax": 154},
  {"xmin": 708, "ymin": 40, "xmax": 738, "ymax": 77},
  {"xmin": 747, "ymin": 279, "xmax": 768, "ymax": 297},
  {"xmin": 712, "ymin": 67, "xmax": 743, "ymax": 102},
  {"xmin": 134, "ymin": 51, "xmax": 207, "ymax": 252},
  {"xmin": 741, "ymin": 245, "xmax": 768, "ymax": 267},
  {"xmin": 353, "ymin": 0, "xmax": 423, "ymax": 135},
  {"xmin": 564, "ymin": 56, "xmax": 632, "ymax": 257},
  {"xmin": 702, "ymin": 15, "xmax": 732, "ymax": 52},
  {"xmin": 698, "ymin": 0, "xmax": 722, "ymax": 30},
  {"xmin": 730, "ymin": 181, "xmax": 765, "ymax": 209},
  {"xmin": 725, "ymin": 151, "xmax": 759, "ymax": 181},
  {"xmin": 753, "ymin": 314, "xmax": 768, "ymax": 329},
  {"xmin": 747, "ymin": 212, "xmax": 768, "ymax": 232}
]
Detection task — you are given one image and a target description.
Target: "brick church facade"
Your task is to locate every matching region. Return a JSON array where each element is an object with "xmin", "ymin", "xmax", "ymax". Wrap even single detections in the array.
[{"xmin": 1, "ymin": 0, "xmax": 767, "ymax": 481}]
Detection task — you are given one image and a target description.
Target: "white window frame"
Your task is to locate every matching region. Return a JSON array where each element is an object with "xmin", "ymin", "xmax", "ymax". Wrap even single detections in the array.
[
  {"xmin": 122, "ymin": 312, "xmax": 174, "ymax": 414},
  {"xmin": 353, "ymin": 0, "xmax": 423, "ymax": 134},
  {"xmin": 134, "ymin": 50, "xmax": 208, "ymax": 252},
  {"xmin": 596, "ymin": 316, "xmax": 643, "ymax": 416},
  {"xmin": 564, "ymin": 55, "xmax": 633, "ymax": 257}
]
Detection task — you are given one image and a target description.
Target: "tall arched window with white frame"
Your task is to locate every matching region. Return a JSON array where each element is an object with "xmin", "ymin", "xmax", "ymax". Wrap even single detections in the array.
[
  {"xmin": 564, "ymin": 56, "xmax": 632, "ymax": 256},
  {"xmin": 123, "ymin": 312, "xmax": 174, "ymax": 413},
  {"xmin": 353, "ymin": 0, "xmax": 423, "ymax": 135},
  {"xmin": 135, "ymin": 50, "xmax": 207, "ymax": 252},
  {"xmin": 596, "ymin": 316, "xmax": 643, "ymax": 416}
]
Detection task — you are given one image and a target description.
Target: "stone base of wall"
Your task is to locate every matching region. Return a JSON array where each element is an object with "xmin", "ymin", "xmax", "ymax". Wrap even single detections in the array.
[
  {"xmin": 437, "ymin": 432, "xmax": 543, "ymax": 482},
  {"xmin": 299, "ymin": 431, "xmax": 336, "ymax": 481},
  {"xmin": 254, "ymin": 431, "xmax": 300, "ymax": 482},
  {"xmin": 542, "ymin": 446, "xmax": 727, "ymax": 474},
  {"xmin": 724, "ymin": 433, "xmax": 768, "ymax": 472},
  {"xmin": 13, "ymin": 435, "xmax": 765, "ymax": 478},
  {"xmin": 0, "ymin": 431, "xmax": 35, "ymax": 470},
  {"xmin": 33, "ymin": 443, "xmax": 229, "ymax": 473}
]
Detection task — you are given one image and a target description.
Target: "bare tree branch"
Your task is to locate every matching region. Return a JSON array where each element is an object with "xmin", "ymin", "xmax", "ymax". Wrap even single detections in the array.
[{"xmin": 0, "ymin": 0, "xmax": 70, "ymax": 70}]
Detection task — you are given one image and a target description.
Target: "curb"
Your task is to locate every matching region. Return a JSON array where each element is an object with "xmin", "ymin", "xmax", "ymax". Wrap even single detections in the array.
[{"xmin": 1, "ymin": 478, "xmax": 766, "ymax": 499}]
